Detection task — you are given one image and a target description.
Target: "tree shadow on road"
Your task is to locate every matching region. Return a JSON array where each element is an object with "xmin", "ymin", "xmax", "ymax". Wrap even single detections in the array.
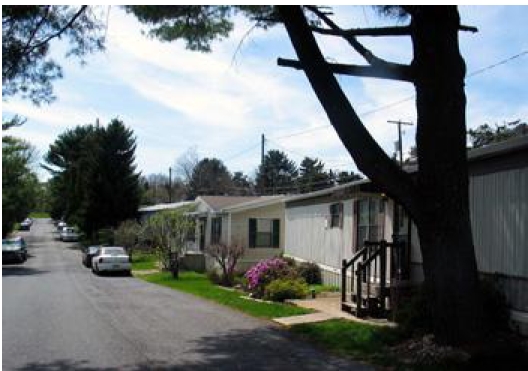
[
  {"xmin": 10, "ymin": 327, "xmax": 371, "ymax": 371},
  {"xmin": 2, "ymin": 265, "xmax": 48, "ymax": 277}
]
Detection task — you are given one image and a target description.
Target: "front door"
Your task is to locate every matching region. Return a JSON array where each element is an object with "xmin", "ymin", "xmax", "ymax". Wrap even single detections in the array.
[
  {"xmin": 199, "ymin": 217, "xmax": 207, "ymax": 251},
  {"xmin": 392, "ymin": 204, "xmax": 411, "ymax": 280}
]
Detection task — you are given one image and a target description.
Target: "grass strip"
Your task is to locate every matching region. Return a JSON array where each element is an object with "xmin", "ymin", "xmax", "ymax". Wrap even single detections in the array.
[
  {"xmin": 131, "ymin": 251, "xmax": 158, "ymax": 271},
  {"xmin": 290, "ymin": 319, "xmax": 403, "ymax": 366},
  {"xmin": 140, "ymin": 271, "xmax": 312, "ymax": 319},
  {"xmin": 29, "ymin": 211, "xmax": 51, "ymax": 218}
]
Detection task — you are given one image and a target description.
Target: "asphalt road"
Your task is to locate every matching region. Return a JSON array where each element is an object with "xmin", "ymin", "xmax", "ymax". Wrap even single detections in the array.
[{"xmin": 3, "ymin": 219, "xmax": 372, "ymax": 371}]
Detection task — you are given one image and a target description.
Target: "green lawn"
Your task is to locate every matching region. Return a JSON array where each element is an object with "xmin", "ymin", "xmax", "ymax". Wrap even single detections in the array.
[
  {"xmin": 29, "ymin": 211, "xmax": 50, "ymax": 218},
  {"xmin": 131, "ymin": 251, "xmax": 158, "ymax": 271},
  {"xmin": 140, "ymin": 271, "xmax": 312, "ymax": 319},
  {"xmin": 290, "ymin": 319, "xmax": 403, "ymax": 366}
]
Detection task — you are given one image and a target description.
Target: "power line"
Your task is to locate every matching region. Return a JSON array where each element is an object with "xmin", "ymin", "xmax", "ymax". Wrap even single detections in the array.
[
  {"xmin": 270, "ymin": 50, "xmax": 528, "ymax": 142},
  {"xmin": 223, "ymin": 142, "xmax": 261, "ymax": 162},
  {"xmin": 467, "ymin": 50, "xmax": 528, "ymax": 78}
]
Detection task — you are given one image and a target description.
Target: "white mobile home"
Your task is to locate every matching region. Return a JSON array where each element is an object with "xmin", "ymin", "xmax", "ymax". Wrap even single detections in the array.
[{"xmin": 284, "ymin": 136, "xmax": 528, "ymax": 332}]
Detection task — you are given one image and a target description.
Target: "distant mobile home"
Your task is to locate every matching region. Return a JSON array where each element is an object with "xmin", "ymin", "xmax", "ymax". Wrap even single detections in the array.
[
  {"xmin": 138, "ymin": 195, "xmax": 286, "ymax": 271},
  {"xmin": 189, "ymin": 195, "xmax": 286, "ymax": 271},
  {"xmin": 284, "ymin": 136, "xmax": 528, "ymax": 333}
]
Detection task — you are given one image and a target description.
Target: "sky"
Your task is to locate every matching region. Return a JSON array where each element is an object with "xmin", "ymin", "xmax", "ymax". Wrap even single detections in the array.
[{"xmin": 3, "ymin": 5, "xmax": 528, "ymax": 182}]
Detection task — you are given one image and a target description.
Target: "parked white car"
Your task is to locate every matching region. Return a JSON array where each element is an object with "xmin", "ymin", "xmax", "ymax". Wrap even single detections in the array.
[
  {"xmin": 91, "ymin": 246, "xmax": 131, "ymax": 275},
  {"xmin": 60, "ymin": 227, "xmax": 79, "ymax": 242}
]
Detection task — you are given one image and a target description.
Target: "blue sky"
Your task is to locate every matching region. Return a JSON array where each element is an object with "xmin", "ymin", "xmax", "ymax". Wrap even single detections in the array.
[{"xmin": 3, "ymin": 5, "xmax": 527, "ymax": 182}]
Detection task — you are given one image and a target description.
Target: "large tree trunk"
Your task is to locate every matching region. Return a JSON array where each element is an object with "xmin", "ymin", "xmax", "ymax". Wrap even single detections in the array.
[
  {"xmin": 279, "ymin": 5, "xmax": 487, "ymax": 345},
  {"xmin": 411, "ymin": 6, "xmax": 486, "ymax": 345}
]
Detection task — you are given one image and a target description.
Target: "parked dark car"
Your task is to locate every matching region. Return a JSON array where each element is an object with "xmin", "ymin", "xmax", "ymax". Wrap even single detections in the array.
[
  {"xmin": 2, "ymin": 237, "xmax": 28, "ymax": 263},
  {"xmin": 82, "ymin": 246, "xmax": 100, "ymax": 268}
]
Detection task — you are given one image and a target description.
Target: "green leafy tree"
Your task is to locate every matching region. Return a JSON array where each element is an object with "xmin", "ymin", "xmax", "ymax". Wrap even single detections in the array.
[
  {"xmin": 297, "ymin": 157, "xmax": 333, "ymax": 193},
  {"xmin": 468, "ymin": 120, "xmax": 527, "ymax": 148},
  {"xmin": 2, "ymin": 5, "xmax": 104, "ymax": 105},
  {"xmin": 255, "ymin": 150, "xmax": 298, "ymax": 195},
  {"xmin": 139, "ymin": 208, "xmax": 195, "ymax": 278},
  {"xmin": 114, "ymin": 219, "xmax": 141, "ymax": 258},
  {"xmin": 188, "ymin": 157, "xmax": 233, "ymax": 197},
  {"xmin": 2, "ymin": 136, "xmax": 39, "ymax": 236},
  {"xmin": 125, "ymin": 5, "xmax": 492, "ymax": 345}
]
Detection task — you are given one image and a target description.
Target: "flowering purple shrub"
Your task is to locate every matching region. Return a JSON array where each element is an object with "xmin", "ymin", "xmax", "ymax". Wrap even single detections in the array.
[{"xmin": 245, "ymin": 258, "xmax": 296, "ymax": 298}]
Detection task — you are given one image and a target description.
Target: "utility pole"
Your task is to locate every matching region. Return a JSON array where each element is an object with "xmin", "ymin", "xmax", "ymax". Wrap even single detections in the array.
[
  {"xmin": 168, "ymin": 167, "xmax": 172, "ymax": 203},
  {"xmin": 260, "ymin": 134, "xmax": 265, "ymax": 196},
  {"xmin": 261, "ymin": 134, "xmax": 265, "ymax": 168},
  {"xmin": 387, "ymin": 120, "xmax": 413, "ymax": 166}
]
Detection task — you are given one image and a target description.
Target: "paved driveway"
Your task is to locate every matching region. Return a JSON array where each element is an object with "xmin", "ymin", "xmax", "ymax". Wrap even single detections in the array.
[{"xmin": 3, "ymin": 219, "xmax": 372, "ymax": 370}]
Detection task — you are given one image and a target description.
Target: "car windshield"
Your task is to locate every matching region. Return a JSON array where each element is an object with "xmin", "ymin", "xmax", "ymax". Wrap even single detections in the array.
[
  {"xmin": 2, "ymin": 239, "xmax": 22, "ymax": 251},
  {"xmin": 103, "ymin": 247, "xmax": 126, "ymax": 256},
  {"xmin": 88, "ymin": 246, "xmax": 100, "ymax": 254}
]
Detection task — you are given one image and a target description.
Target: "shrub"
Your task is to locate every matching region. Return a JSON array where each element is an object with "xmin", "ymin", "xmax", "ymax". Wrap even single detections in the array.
[
  {"xmin": 480, "ymin": 275, "xmax": 509, "ymax": 332},
  {"xmin": 297, "ymin": 261, "xmax": 322, "ymax": 285},
  {"xmin": 245, "ymin": 258, "xmax": 297, "ymax": 298},
  {"xmin": 392, "ymin": 284, "xmax": 433, "ymax": 336},
  {"xmin": 265, "ymin": 278, "xmax": 309, "ymax": 302},
  {"xmin": 281, "ymin": 255, "xmax": 297, "ymax": 267},
  {"xmin": 394, "ymin": 278, "xmax": 510, "ymax": 337},
  {"xmin": 206, "ymin": 243, "xmax": 244, "ymax": 287},
  {"xmin": 207, "ymin": 269, "xmax": 222, "ymax": 285}
]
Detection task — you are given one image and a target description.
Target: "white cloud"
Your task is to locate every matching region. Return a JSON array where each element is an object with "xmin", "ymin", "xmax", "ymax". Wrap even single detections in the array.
[
  {"xmin": 3, "ymin": 100, "xmax": 95, "ymax": 129},
  {"xmin": 4, "ymin": 5, "xmax": 526, "ymax": 183}
]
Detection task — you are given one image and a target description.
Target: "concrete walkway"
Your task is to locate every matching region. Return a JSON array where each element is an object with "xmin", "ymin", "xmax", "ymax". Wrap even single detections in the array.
[{"xmin": 273, "ymin": 294, "xmax": 397, "ymax": 327}]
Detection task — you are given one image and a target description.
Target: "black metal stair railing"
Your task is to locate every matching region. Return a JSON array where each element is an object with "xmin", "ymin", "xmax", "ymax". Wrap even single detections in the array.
[{"xmin": 342, "ymin": 239, "xmax": 402, "ymax": 318}]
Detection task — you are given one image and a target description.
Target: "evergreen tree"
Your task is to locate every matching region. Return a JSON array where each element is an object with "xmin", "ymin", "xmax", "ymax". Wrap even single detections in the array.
[
  {"xmin": 231, "ymin": 171, "xmax": 254, "ymax": 195},
  {"xmin": 188, "ymin": 158, "xmax": 232, "ymax": 197},
  {"xmin": 255, "ymin": 150, "xmax": 298, "ymax": 195},
  {"xmin": 44, "ymin": 119, "xmax": 140, "ymax": 240},
  {"xmin": 334, "ymin": 170, "xmax": 363, "ymax": 185},
  {"xmin": 297, "ymin": 157, "xmax": 333, "ymax": 193},
  {"xmin": 468, "ymin": 120, "xmax": 527, "ymax": 148},
  {"xmin": 82, "ymin": 119, "xmax": 140, "ymax": 237}
]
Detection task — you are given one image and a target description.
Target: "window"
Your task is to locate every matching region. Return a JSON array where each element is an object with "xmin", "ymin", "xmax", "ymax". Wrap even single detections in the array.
[
  {"xmin": 329, "ymin": 202, "xmax": 343, "ymax": 228},
  {"xmin": 356, "ymin": 198, "xmax": 383, "ymax": 245},
  {"xmin": 249, "ymin": 218, "xmax": 280, "ymax": 248},
  {"xmin": 103, "ymin": 247, "xmax": 126, "ymax": 256},
  {"xmin": 186, "ymin": 224, "xmax": 195, "ymax": 242},
  {"xmin": 211, "ymin": 217, "xmax": 222, "ymax": 245}
]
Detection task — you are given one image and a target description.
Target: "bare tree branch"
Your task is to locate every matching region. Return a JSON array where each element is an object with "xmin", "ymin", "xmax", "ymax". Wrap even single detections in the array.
[
  {"xmin": 278, "ymin": 57, "xmax": 414, "ymax": 82},
  {"xmin": 311, "ymin": 24, "xmax": 477, "ymax": 37},
  {"xmin": 311, "ymin": 25, "xmax": 411, "ymax": 37},
  {"xmin": 305, "ymin": 5, "xmax": 413, "ymax": 80}
]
